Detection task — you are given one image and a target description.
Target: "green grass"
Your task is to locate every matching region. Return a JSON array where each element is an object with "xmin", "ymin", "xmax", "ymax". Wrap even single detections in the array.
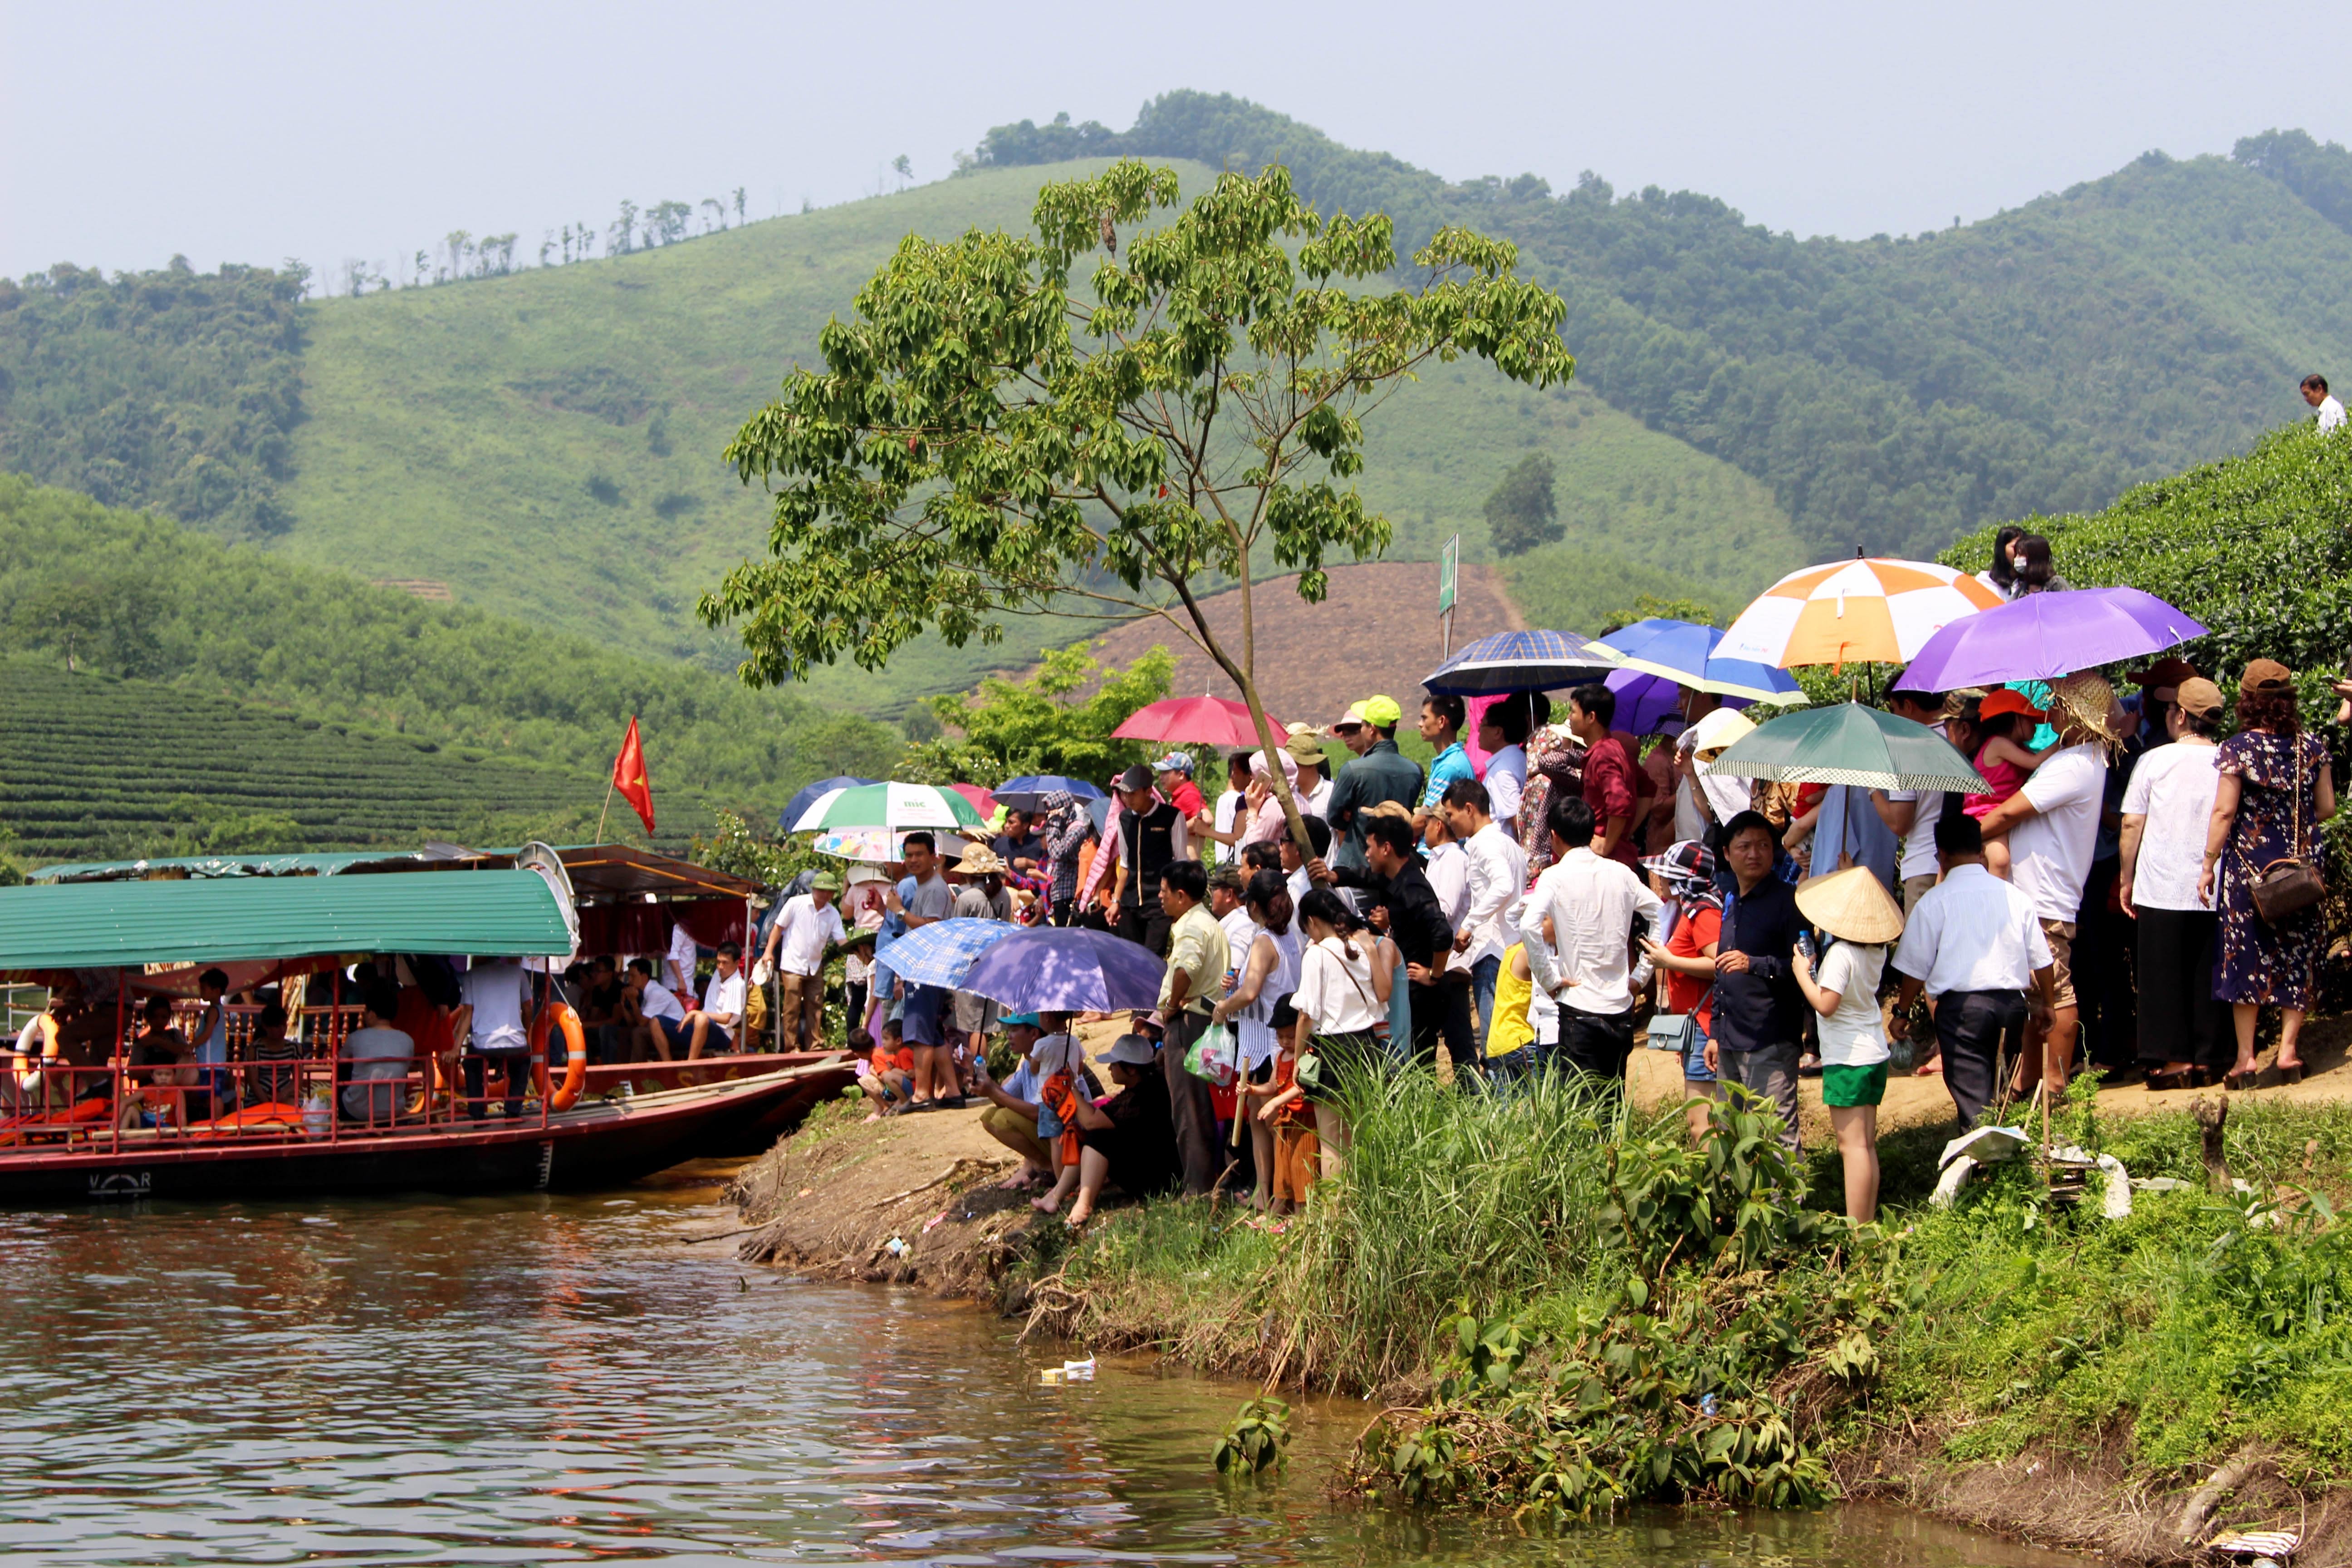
[
  {"xmin": 0, "ymin": 656, "xmax": 670, "ymax": 864},
  {"xmin": 283, "ymin": 159, "xmax": 1806, "ymax": 713}
]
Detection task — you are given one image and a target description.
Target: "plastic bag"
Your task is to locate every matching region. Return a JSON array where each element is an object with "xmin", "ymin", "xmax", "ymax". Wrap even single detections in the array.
[{"xmin": 1186, "ymin": 1022, "xmax": 1238, "ymax": 1085}]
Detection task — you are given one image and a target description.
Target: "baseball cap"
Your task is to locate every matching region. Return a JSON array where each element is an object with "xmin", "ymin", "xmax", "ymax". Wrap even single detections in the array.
[
  {"xmin": 1332, "ymin": 701, "xmax": 1368, "ymax": 730},
  {"xmin": 1000, "ymin": 1012, "xmax": 1042, "ymax": 1029},
  {"xmin": 809, "ymin": 872, "xmax": 843, "ymax": 892},
  {"xmin": 1979, "ymin": 689, "xmax": 2046, "ymax": 722},
  {"xmin": 1116, "ymin": 764, "xmax": 1156, "ymax": 793},
  {"xmin": 2239, "ymin": 658, "xmax": 2295, "ymax": 695},
  {"xmin": 1098, "ymin": 1033, "xmax": 1159, "ymax": 1066},
  {"xmin": 1357, "ymin": 695, "xmax": 1403, "ymax": 728},
  {"xmin": 2175, "ymin": 677, "xmax": 2225, "ymax": 717},
  {"xmin": 1152, "ymin": 753, "xmax": 1194, "ymax": 774},
  {"xmin": 2126, "ymin": 656, "xmax": 2200, "ymax": 691}
]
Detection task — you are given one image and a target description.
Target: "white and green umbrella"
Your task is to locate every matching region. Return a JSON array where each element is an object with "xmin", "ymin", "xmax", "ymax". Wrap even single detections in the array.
[
  {"xmin": 1705, "ymin": 702, "xmax": 1989, "ymax": 794},
  {"xmin": 789, "ymin": 782, "xmax": 985, "ymax": 834}
]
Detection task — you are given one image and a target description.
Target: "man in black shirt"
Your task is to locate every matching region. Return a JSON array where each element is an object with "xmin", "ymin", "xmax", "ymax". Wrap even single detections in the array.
[
  {"xmin": 1104, "ymin": 764, "xmax": 1188, "ymax": 957},
  {"xmin": 1705, "ymin": 810, "xmax": 1806, "ymax": 1149},
  {"xmin": 1347, "ymin": 812, "xmax": 1466, "ymax": 1072}
]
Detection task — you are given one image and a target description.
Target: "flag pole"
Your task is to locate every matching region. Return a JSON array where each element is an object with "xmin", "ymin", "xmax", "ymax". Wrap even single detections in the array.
[{"xmin": 596, "ymin": 779, "xmax": 616, "ymax": 842}]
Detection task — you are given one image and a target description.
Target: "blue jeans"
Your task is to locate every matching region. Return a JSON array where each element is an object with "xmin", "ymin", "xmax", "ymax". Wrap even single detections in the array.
[{"xmin": 1468, "ymin": 954, "xmax": 1502, "ymax": 1056}]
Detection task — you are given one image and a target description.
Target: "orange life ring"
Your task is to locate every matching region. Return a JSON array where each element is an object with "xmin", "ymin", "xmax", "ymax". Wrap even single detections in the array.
[{"xmin": 530, "ymin": 1002, "xmax": 588, "ymax": 1112}]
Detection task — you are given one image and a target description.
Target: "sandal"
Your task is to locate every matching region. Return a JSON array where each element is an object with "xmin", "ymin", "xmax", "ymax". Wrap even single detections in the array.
[
  {"xmin": 2276, "ymin": 1061, "xmax": 2307, "ymax": 1086},
  {"xmin": 2144, "ymin": 1067, "xmax": 2196, "ymax": 1092},
  {"xmin": 2225, "ymin": 1068, "xmax": 2261, "ymax": 1092}
]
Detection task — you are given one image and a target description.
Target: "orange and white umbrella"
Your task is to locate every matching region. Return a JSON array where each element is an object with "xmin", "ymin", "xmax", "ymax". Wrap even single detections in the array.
[{"xmin": 1718, "ymin": 557, "xmax": 2004, "ymax": 670}]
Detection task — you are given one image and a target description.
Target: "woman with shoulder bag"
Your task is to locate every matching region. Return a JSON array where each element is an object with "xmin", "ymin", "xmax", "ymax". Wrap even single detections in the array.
[
  {"xmin": 2199, "ymin": 660, "xmax": 2337, "ymax": 1087},
  {"xmin": 1288, "ymin": 888, "xmax": 1387, "ymax": 1180}
]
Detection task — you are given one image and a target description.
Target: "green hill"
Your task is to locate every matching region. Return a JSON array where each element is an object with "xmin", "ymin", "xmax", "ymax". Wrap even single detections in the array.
[
  {"xmin": 0, "ymin": 477, "xmax": 902, "ymax": 847},
  {"xmin": 0, "ymin": 656, "xmax": 633, "ymax": 865}
]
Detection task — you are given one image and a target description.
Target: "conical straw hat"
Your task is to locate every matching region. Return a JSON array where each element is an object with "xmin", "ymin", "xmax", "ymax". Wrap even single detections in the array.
[{"xmin": 1794, "ymin": 865, "xmax": 1904, "ymax": 945}]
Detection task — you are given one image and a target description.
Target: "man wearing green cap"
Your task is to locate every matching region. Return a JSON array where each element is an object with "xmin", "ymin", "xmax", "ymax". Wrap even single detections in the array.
[
  {"xmin": 1324, "ymin": 696, "xmax": 1424, "ymax": 874},
  {"xmin": 761, "ymin": 872, "xmax": 848, "ymax": 1051}
]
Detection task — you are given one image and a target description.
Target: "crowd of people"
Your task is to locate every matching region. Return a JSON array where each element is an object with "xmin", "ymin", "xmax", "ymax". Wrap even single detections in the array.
[{"xmin": 793, "ymin": 517, "xmax": 2351, "ymax": 1230}]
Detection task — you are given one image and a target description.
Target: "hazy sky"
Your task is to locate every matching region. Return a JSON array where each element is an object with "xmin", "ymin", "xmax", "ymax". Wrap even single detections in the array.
[{"xmin": 6, "ymin": 0, "xmax": 2348, "ymax": 284}]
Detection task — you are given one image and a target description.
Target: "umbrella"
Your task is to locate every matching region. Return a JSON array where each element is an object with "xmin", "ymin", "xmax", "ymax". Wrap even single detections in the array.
[
  {"xmin": 1896, "ymin": 587, "xmax": 2209, "ymax": 692},
  {"xmin": 810, "ymin": 828, "xmax": 970, "ymax": 863},
  {"xmin": 1086, "ymin": 797, "xmax": 1113, "ymax": 833},
  {"xmin": 1421, "ymin": 628, "xmax": 1622, "ymax": 694},
  {"xmin": 872, "ymin": 917, "xmax": 1018, "ymax": 989},
  {"xmin": 1589, "ymin": 618, "xmax": 1801, "ymax": 702},
  {"xmin": 1719, "ymin": 557, "xmax": 2004, "ymax": 671},
  {"xmin": 956, "ymin": 927, "xmax": 1167, "ymax": 1014},
  {"xmin": 1112, "ymin": 695, "xmax": 1283, "ymax": 748},
  {"xmin": 790, "ymin": 782, "xmax": 985, "ymax": 834},
  {"xmin": 949, "ymin": 782, "xmax": 998, "ymax": 821},
  {"xmin": 780, "ymin": 775, "xmax": 877, "ymax": 833},
  {"xmin": 1706, "ymin": 702, "xmax": 1989, "ymax": 794},
  {"xmin": 995, "ymin": 774, "xmax": 1107, "ymax": 812}
]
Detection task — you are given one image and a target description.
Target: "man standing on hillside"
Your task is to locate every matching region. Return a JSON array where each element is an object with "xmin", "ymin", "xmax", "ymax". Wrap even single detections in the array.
[
  {"xmin": 1567, "ymin": 684, "xmax": 1641, "ymax": 868},
  {"xmin": 2304, "ymin": 374, "xmax": 2346, "ymax": 434},
  {"xmin": 896, "ymin": 833, "xmax": 961, "ymax": 1106},
  {"xmin": 762, "ymin": 872, "xmax": 847, "ymax": 1051},
  {"xmin": 1325, "ymin": 696, "xmax": 1422, "ymax": 873},
  {"xmin": 1100, "ymin": 764, "xmax": 1189, "ymax": 956},
  {"xmin": 1414, "ymin": 695, "xmax": 1476, "ymax": 828}
]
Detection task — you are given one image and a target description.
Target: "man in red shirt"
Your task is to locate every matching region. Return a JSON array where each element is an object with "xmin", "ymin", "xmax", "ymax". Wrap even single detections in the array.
[
  {"xmin": 1152, "ymin": 753, "xmax": 1208, "ymax": 825},
  {"xmin": 1568, "ymin": 683, "xmax": 1641, "ymax": 867}
]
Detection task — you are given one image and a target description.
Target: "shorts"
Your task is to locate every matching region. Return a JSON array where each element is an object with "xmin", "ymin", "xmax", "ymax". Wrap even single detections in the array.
[
  {"xmin": 701, "ymin": 1024, "xmax": 734, "ymax": 1054},
  {"xmin": 654, "ymin": 1017, "xmax": 691, "ymax": 1052},
  {"xmin": 1302, "ymin": 1030, "xmax": 1379, "ymax": 1105},
  {"xmin": 1683, "ymin": 1023, "xmax": 1716, "ymax": 1085},
  {"xmin": 901, "ymin": 984, "xmax": 946, "ymax": 1047},
  {"xmin": 2038, "ymin": 918, "xmax": 2078, "ymax": 1011},
  {"xmin": 1820, "ymin": 1061, "xmax": 1888, "ymax": 1108}
]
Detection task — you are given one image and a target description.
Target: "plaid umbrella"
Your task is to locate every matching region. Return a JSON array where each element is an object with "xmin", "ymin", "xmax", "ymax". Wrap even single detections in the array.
[
  {"xmin": 1421, "ymin": 628, "xmax": 1622, "ymax": 694},
  {"xmin": 872, "ymin": 917, "xmax": 1016, "ymax": 989}
]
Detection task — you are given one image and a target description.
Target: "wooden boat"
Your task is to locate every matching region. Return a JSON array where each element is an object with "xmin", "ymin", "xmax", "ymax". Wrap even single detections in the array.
[{"xmin": 0, "ymin": 843, "xmax": 858, "ymax": 1204}]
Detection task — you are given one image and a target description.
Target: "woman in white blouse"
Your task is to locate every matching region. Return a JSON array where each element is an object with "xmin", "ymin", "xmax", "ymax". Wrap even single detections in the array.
[{"xmin": 1287, "ymin": 887, "xmax": 1389, "ymax": 1178}]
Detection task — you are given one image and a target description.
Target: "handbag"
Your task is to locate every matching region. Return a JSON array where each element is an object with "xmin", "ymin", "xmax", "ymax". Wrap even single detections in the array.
[
  {"xmin": 2249, "ymin": 738, "xmax": 2326, "ymax": 925},
  {"xmin": 1646, "ymin": 1012, "xmax": 1697, "ymax": 1054}
]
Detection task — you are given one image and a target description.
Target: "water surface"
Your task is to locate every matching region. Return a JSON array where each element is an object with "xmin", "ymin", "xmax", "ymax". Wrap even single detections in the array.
[{"xmin": 0, "ymin": 1165, "xmax": 2077, "ymax": 1567}]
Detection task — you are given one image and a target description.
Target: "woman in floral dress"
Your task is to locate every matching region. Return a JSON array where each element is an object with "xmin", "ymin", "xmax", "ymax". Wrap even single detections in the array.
[{"xmin": 2199, "ymin": 661, "xmax": 2337, "ymax": 1087}]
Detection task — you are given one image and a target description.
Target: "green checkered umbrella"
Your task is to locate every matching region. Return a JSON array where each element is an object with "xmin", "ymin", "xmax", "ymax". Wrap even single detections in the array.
[{"xmin": 1705, "ymin": 702, "xmax": 1989, "ymax": 794}]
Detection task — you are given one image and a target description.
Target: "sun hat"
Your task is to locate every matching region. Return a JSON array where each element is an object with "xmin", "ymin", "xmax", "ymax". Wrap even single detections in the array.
[
  {"xmin": 1098, "ymin": 1033, "xmax": 1159, "ymax": 1066},
  {"xmin": 1283, "ymin": 730, "xmax": 1328, "ymax": 764},
  {"xmin": 2175, "ymin": 677, "xmax": 2225, "ymax": 718},
  {"xmin": 2239, "ymin": 658, "xmax": 2295, "ymax": 695},
  {"xmin": 2045, "ymin": 671, "xmax": 2122, "ymax": 750},
  {"xmin": 1358, "ymin": 695, "xmax": 1403, "ymax": 728},
  {"xmin": 1686, "ymin": 707, "xmax": 1756, "ymax": 757},
  {"xmin": 1116, "ymin": 764, "xmax": 1156, "ymax": 793},
  {"xmin": 809, "ymin": 871, "xmax": 843, "ymax": 892},
  {"xmin": 1978, "ymin": 688, "xmax": 2046, "ymax": 722},
  {"xmin": 952, "ymin": 845, "xmax": 1007, "ymax": 875},
  {"xmin": 2126, "ymin": 656, "xmax": 2200, "ymax": 690},
  {"xmin": 1285, "ymin": 721, "xmax": 1320, "ymax": 738},
  {"xmin": 1152, "ymin": 753, "xmax": 1194, "ymax": 775},
  {"xmin": 1641, "ymin": 840, "xmax": 1717, "ymax": 889},
  {"xmin": 1794, "ymin": 865, "xmax": 1905, "ymax": 946}
]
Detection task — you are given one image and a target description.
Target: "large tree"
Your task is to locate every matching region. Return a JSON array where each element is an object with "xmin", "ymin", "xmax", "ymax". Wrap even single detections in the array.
[{"xmin": 703, "ymin": 159, "xmax": 1574, "ymax": 844}]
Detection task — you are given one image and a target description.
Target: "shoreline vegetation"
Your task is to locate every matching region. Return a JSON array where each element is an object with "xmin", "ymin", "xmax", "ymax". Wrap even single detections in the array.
[{"xmin": 734, "ymin": 1035, "xmax": 2352, "ymax": 1563}]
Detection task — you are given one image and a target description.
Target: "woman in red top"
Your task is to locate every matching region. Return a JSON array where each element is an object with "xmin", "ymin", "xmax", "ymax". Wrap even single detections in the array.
[{"xmin": 1637, "ymin": 840, "xmax": 1725, "ymax": 1143}]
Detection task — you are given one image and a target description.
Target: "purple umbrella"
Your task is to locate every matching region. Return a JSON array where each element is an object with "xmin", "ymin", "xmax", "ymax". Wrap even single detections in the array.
[
  {"xmin": 1896, "ymin": 588, "xmax": 2208, "ymax": 692},
  {"xmin": 1606, "ymin": 667, "xmax": 1760, "ymax": 739},
  {"xmin": 956, "ymin": 927, "xmax": 1167, "ymax": 1014}
]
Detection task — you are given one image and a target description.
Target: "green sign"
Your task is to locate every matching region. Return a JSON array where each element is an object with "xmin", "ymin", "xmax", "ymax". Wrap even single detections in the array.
[{"xmin": 1437, "ymin": 534, "xmax": 1459, "ymax": 615}]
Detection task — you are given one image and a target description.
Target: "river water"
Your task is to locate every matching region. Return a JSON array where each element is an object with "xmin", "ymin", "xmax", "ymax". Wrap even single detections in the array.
[{"xmin": 0, "ymin": 1166, "xmax": 2078, "ymax": 1567}]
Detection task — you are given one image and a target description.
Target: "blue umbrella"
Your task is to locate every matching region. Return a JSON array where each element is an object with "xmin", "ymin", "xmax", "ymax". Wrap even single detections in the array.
[
  {"xmin": 872, "ymin": 917, "xmax": 1018, "ymax": 989},
  {"xmin": 956, "ymin": 927, "xmax": 1167, "ymax": 1014},
  {"xmin": 995, "ymin": 774, "xmax": 1108, "ymax": 812},
  {"xmin": 1590, "ymin": 618, "xmax": 1799, "ymax": 703},
  {"xmin": 1422, "ymin": 629, "xmax": 1622, "ymax": 694},
  {"xmin": 780, "ymin": 775, "xmax": 878, "ymax": 833}
]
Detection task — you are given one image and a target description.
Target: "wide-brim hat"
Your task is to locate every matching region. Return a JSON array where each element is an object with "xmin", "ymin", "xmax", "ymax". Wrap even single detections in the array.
[
  {"xmin": 952, "ymin": 845, "xmax": 1007, "ymax": 875},
  {"xmin": 1283, "ymin": 730, "xmax": 1328, "ymax": 764},
  {"xmin": 1794, "ymin": 866, "xmax": 1905, "ymax": 946},
  {"xmin": 1098, "ymin": 1033, "xmax": 1158, "ymax": 1066},
  {"xmin": 1687, "ymin": 707, "xmax": 1755, "ymax": 756},
  {"xmin": 808, "ymin": 872, "xmax": 843, "ymax": 893}
]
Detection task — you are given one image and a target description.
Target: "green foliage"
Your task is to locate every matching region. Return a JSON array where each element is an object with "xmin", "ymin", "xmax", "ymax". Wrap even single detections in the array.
[
  {"xmin": 686, "ymin": 809, "xmax": 829, "ymax": 888},
  {"xmin": 974, "ymin": 92, "xmax": 2352, "ymax": 562},
  {"xmin": 0, "ymin": 655, "xmax": 623, "ymax": 863},
  {"xmin": 705, "ymin": 159, "xmax": 1573, "ymax": 715},
  {"xmin": 1210, "ymin": 1396, "xmax": 1293, "ymax": 1476},
  {"xmin": 0, "ymin": 477, "xmax": 902, "ymax": 828},
  {"xmin": 2236, "ymin": 128, "xmax": 2352, "ymax": 235},
  {"xmin": 1603, "ymin": 1089, "xmax": 1829, "ymax": 1271},
  {"xmin": 1482, "ymin": 451, "xmax": 1559, "ymax": 556},
  {"xmin": 902, "ymin": 642, "xmax": 1174, "ymax": 786},
  {"xmin": 1606, "ymin": 592, "xmax": 1720, "ymax": 630},
  {"xmin": 0, "ymin": 260, "xmax": 306, "ymax": 542}
]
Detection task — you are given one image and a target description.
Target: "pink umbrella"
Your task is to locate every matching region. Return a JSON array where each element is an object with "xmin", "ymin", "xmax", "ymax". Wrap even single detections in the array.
[
  {"xmin": 949, "ymin": 782, "xmax": 998, "ymax": 820},
  {"xmin": 1110, "ymin": 695, "xmax": 1285, "ymax": 748}
]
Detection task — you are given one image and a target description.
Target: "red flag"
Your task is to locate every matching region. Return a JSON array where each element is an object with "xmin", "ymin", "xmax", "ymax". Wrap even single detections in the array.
[{"xmin": 611, "ymin": 716, "xmax": 656, "ymax": 835}]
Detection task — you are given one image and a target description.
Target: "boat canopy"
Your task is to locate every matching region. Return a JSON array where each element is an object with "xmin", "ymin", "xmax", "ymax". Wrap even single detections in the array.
[
  {"xmin": 28, "ymin": 843, "xmax": 759, "ymax": 902},
  {"xmin": 31, "ymin": 851, "xmax": 432, "ymax": 883},
  {"xmin": 0, "ymin": 870, "xmax": 572, "ymax": 978}
]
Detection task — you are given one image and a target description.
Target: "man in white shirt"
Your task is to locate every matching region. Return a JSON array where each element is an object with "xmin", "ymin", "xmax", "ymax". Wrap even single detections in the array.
[
  {"xmin": 1977, "ymin": 672, "xmax": 2117, "ymax": 1097},
  {"xmin": 676, "ymin": 941, "xmax": 746, "ymax": 1060},
  {"xmin": 456, "ymin": 956, "xmax": 531, "ymax": 1119},
  {"xmin": 1207, "ymin": 867, "xmax": 1256, "ymax": 979},
  {"xmin": 626, "ymin": 956, "xmax": 687, "ymax": 1061},
  {"xmin": 1872, "ymin": 688, "xmax": 1950, "ymax": 912},
  {"xmin": 1440, "ymin": 778, "xmax": 1528, "ymax": 1054},
  {"xmin": 2117, "ymin": 676, "xmax": 2228, "ymax": 1082},
  {"xmin": 1475, "ymin": 696, "xmax": 1533, "ymax": 833},
  {"xmin": 1524, "ymin": 795, "xmax": 1661, "ymax": 1094},
  {"xmin": 2305, "ymin": 373, "xmax": 2346, "ymax": 434},
  {"xmin": 665, "ymin": 921, "xmax": 700, "ymax": 1000},
  {"xmin": 762, "ymin": 873, "xmax": 848, "ymax": 1051},
  {"xmin": 1890, "ymin": 815, "xmax": 2058, "ymax": 1130}
]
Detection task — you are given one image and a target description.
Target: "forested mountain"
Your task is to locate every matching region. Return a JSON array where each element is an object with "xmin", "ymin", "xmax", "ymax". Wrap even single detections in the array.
[
  {"xmin": 976, "ymin": 96, "xmax": 2352, "ymax": 561},
  {"xmin": 0, "ymin": 477, "xmax": 902, "ymax": 843}
]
